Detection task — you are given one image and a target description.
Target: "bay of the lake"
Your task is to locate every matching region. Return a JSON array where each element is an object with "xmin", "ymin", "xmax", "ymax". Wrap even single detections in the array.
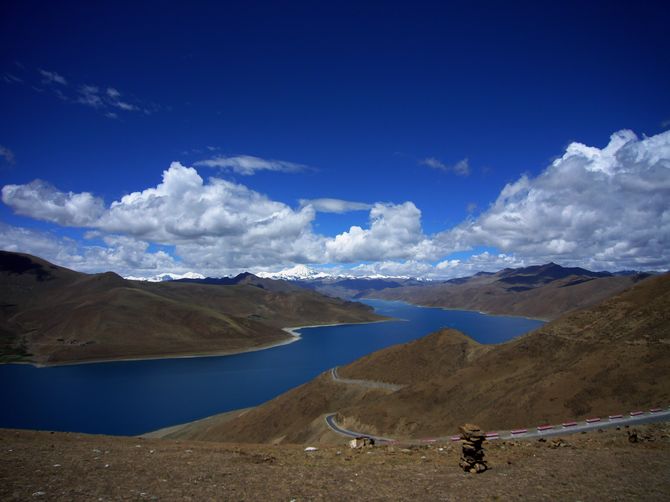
[{"xmin": 0, "ymin": 300, "xmax": 544, "ymax": 436}]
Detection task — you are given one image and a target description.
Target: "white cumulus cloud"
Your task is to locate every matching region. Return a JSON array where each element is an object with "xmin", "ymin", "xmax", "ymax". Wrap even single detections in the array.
[
  {"xmin": 437, "ymin": 129, "xmax": 670, "ymax": 270},
  {"xmin": 325, "ymin": 202, "xmax": 435, "ymax": 262},
  {"xmin": 2, "ymin": 129, "xmax": 669, "ymax": 276},
  {"xmin": 2, "ymin": 180, "xmax": 105, "ymax": 226},
  {"xmin": 97, "ymin": 162, "xmax": 315, "ymax": 243},
  {"xmin": 2, "ymin": 163, "xmax": 323, "ymax": 270},
  {"xmin": 0, "ymin": 223, "xmax": 180, "ymax": 276}
]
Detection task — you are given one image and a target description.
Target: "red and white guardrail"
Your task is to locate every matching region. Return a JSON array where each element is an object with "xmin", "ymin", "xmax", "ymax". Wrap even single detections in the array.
[
  {"xmin": 449, "ymin": 406, "xmax": 669, "ymax": 441},
  {"xmin": 333, "ymin": 406, "xmax": 670, "ymax": 444}
]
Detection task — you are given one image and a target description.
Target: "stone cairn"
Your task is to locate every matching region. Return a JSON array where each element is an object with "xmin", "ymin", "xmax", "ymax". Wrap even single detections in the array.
[{"xmin": 459, "ymin": 423, "xmax": 488, "ymax": 473}]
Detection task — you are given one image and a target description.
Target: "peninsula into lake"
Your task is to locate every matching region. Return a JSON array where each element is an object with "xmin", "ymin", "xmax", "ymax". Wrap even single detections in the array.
[{"xmin": 0, "ymin": 251, "xmax": 385, "ymax": 366}]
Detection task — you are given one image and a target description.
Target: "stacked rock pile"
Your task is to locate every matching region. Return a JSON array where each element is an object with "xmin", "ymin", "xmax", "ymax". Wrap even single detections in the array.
[{"xmin": 458, "ymin": 423, "xmax": 488, "ymax": 473}]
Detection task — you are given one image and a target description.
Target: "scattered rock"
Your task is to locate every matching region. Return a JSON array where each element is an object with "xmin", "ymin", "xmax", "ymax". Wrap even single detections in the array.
[
  {"xmin": 349, "ymin": 436, "xmax": 375, "ymax": 449},
  {"xmin": 549, "ymin": 439, "xmax": 570, "ymax": 449},
  {"xmin": 304, "ymin": 446, "xmax": 318, "ymax": 452},
  {"xmin": 628, "ymin": 429, "xmax": 654, "ymax": 443},
  {"xmin": 253, "ymin": 454, "xmax": 276, "ymax": 464}
]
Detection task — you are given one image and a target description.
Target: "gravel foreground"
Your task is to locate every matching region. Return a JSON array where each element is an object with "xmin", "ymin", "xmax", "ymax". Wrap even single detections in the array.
[{"xmin": 1, "ymin": 425, "xmax": 669, "ymax": 501}]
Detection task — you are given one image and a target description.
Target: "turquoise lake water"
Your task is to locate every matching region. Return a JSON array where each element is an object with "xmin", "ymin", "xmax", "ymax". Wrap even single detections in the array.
[{"xmin": 0, "ymin": 300, "xmax": 544, "ymax": 435}]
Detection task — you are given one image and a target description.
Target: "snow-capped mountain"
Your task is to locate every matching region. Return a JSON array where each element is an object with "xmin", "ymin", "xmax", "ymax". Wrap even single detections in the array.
[
  {"xmin": 255, "ymin": 264, "xmax": 425, "ymax": 281},
  {"xmin": 125, "ymin": 264, "xmax": 426, "ymax": 283},
  {"xmin": 256, "ymin": 264, "xmax": 333, "ymax": 281},
  {"xmin": 124, "ymin": 271, "xmax": 206, "ymax": 282}
]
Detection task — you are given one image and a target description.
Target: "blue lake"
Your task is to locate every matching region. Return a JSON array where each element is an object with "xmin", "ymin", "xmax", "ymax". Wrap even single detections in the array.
[{"xmin": 0, "ymin": 300, "xmax": 544, "ymax": 435}]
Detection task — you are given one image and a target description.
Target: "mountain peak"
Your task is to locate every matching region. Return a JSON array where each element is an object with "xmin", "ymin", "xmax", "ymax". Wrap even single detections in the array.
[
  {"xmin": 124, "ymin": 271, "xmax": 206, "ymax": 282},
  {"xmin": 257, "ymin": 264, "xmax": 332, "ymax": 280}
]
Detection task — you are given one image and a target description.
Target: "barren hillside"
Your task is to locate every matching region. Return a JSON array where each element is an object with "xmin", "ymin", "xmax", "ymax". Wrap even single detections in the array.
[
  {"xmin": 368, "ymin": 262, "xmax": 649, "ymax": 320},
  {"xmin": 0, "ymin": 251, "xmax": 383, "ymax": 365},
  {"xmin": 174, "ymin": 273, "xmax": 669, "ymax": 443}
]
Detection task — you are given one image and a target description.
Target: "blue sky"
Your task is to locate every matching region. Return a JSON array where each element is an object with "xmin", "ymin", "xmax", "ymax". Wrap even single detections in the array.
[{"xmin": 1, "ymin": 1, "xmax": 669, "ymax": 278}]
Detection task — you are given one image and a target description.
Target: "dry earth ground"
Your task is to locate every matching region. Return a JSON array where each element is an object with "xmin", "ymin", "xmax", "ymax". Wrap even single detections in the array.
[{"xmin": 1, "ymin": 424, "xmax": 669, "ymax": 501}]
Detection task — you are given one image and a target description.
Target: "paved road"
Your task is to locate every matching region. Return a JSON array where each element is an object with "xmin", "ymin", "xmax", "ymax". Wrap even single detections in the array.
[
  {"xmin": 330, "ymin": 366, "xmax": 404, "ymax": 391},
  {"xmin": 325, "ymin": 365, "xmax": 670, "ymax": 442},
  {"xmin": 487, "ymin": 408, "xmax": 670, "ymax": 441},
  {"xmin": 324, "ymin": 408, "xmax": 670, "ymax": 444},
  {"xmin": 324, "ymin": 413, "xmax": 394, "ymax": 443}
]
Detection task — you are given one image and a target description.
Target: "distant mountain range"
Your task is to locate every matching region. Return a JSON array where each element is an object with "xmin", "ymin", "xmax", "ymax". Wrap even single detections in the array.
[
  {"xmin": 125, "ymin": 264, "xmax": 414, "ymax": 283},
  {"xmin": 364, "ymin": 262, "xmax": 652, "ymax": 320},
  {"xmin": 127, "ymin": 262, "xmax": 655, "ymax": 321},
  {"xmin": 257, "ymin": 264, "xmax": 333, "ymax": 281},
  {"xmin": 263, "ymin": 262, "xmax": 653, "ymax": 320},
  {"xmin": 124, "ymin": 271, "xmax": 206, "ymax": 282},
  {"xmin": 166, "ymin": 270, "xmax": 669, "ymax": 444},
  {"xmin": 127, "ymin": 262, "xmax": 658, "ymax": 284},
  {"xmin": 3, "ymin": 251, "xmax": 658, "ymax": 366},
  {"xmin": 0, "ymin": 251, "xmax": 383, "ymax": 365}
]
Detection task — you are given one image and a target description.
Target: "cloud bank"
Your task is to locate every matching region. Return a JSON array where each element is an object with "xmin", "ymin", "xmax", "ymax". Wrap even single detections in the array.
[
  {"xmin": 2, "ymin": 129, "xmax": 669, "ymax": 277},
  {"xmin": 438, "ymin": 130, "xmax": 670, "ymax": 270}
]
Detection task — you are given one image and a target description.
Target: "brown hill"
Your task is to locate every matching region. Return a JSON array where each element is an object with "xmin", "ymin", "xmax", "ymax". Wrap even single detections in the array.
[
  {"xmin": 175, "ymin": 273, "xmax": 669, "ymax": 443},
  {"xmin": 368, "ymin": 262, "xmax": 649, "ymax": 320},
  {"xmin": 0, "ymin": 251, "xmax": 383, "ymax": 365}
]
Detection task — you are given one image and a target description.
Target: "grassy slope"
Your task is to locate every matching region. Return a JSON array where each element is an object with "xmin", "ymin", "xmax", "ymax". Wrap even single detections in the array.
[
  {"xmin": 340, "ymin": 273, "xmax": 670, "ymax": 436},
  {"xmin": 179, "ymin": 273, "xmax": 669, "ymax": 443}
]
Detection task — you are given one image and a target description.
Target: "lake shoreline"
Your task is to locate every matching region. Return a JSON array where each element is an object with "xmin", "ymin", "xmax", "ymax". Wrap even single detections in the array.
[
  {"xmin": 0, "ymin": 302, "xmax": 543, "ymax": 436},
  {"xmin": 141, "ymin": 406, "xmax": 256, "ymax": 439},
  {"xmin": 363, "ymin": 297, "xmax": 551, "ymax": 322},
  {"xmin": 4, "ymin": 319, "xmax": 393, "ymax": 368}
]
